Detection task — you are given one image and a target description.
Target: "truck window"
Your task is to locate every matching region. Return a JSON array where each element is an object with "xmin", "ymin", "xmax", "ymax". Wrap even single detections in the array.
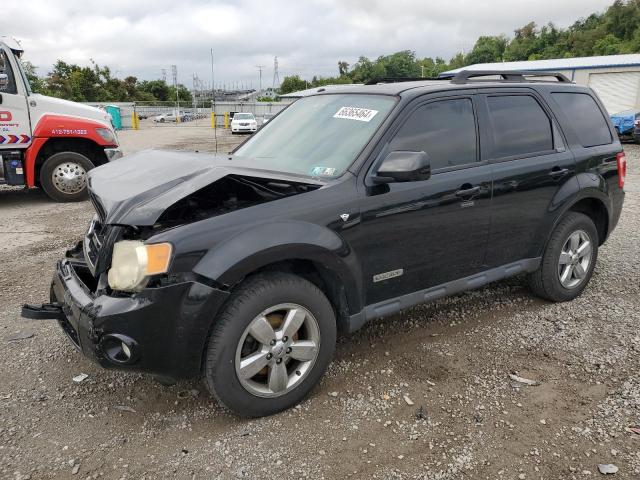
[
  {"xmin": 0, "ymin": 50, "xmax": 17, "ymax": 94},
  {"xmin": 551, "ymin": 92, "xmax": 612, "ymax": 147},
  {"xmin": 388, "ymin": 98, "xmax": 477, "ymax": 171},
  {"xmin": 486, "ymin": 95, "xmax": 553, "ymax": 158}
]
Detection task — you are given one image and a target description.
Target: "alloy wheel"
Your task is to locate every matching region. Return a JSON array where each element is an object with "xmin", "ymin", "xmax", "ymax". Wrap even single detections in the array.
[
  {"xmin": 558, "ymin": 229, "xmax": 593, "ymax": 289},
  {"xmin": 234, "ymin": 303, "xmax": 321, "ymax": 398}
]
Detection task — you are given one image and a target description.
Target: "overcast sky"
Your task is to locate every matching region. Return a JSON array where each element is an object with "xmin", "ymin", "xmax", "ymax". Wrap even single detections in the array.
[{"xmin": 2, "ymin": 0, "xmax": 613, "ymax": 89}]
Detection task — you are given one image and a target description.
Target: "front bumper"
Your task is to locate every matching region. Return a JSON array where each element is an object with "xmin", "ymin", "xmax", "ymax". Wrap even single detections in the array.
[
  {"xmin": 43, "ymin": 258, "xmax": 229, "ymax": 379},
  {"xmin": 104, "ymin": 147, "xmax": 124, "ymax": 161},
  {"xmin": 231, "ymin": 126, "xmax": 257, "ymax": 133}
]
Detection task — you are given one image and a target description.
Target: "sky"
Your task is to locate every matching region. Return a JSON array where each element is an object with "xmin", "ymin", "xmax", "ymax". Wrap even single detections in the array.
[{"xmin": 2, "ymin": 0, "xmax": 613, "ymax": 89}]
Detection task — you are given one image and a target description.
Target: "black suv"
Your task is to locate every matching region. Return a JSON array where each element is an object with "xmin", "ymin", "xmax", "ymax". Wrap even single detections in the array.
[{"xmin": 24, "ymin": 70, "xmax": 626, "ymax": 417}]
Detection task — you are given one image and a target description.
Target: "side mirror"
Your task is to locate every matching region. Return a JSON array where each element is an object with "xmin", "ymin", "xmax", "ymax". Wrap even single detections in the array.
[{"xmin": 372, "ymin": 151, "xmax": 431, "ymax": 184}]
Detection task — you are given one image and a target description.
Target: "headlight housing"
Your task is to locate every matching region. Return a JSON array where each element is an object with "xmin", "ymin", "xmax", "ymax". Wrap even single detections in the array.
[
  {"xmin": 107, "ymin": 241, "xmax": 172, "ymax": 292},
  {"xmin": 96, "ymin": 127, "xmax": 117, "ymax": 144}
]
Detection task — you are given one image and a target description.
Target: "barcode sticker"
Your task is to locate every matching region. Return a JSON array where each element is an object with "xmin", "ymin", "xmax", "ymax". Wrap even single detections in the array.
[{"xmin": 334, "ymin": 106, "xmax": 378, "ymax": 122}]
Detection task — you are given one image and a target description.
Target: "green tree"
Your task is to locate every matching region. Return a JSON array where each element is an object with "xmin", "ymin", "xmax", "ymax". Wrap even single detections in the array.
[
  {"xmin": 139, "ymin": 79, "xmax": 170, "ymax": 101},
  {"xmin": 167, "ymin": 84, "xmax": 192, "ymax": 103},
  {"xmin": 279, "ymin": 75, "xmax": 308, "ymax": 94},
  {"xmin": 465, "ymin": 35, "xmax": 508, "ymax": 64},
  {"xmin": 20, "ymin": 60, "xmax": 46, "ymax": 93}
]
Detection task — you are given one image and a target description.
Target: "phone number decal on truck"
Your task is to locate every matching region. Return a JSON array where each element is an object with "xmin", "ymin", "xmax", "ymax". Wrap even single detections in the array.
[{"xmin": 52, "ymin": 128, "xmax": 88, "ymax": 135}]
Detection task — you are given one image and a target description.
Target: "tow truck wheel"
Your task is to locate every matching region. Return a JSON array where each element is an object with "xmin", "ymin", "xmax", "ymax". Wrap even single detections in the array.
[{"xmin": 40, "ymin": 151, "xmax": 95, "ymax": 202}]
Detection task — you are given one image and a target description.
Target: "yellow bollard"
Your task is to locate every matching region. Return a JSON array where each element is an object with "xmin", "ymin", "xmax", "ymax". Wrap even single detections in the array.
[
  {"xmin": 223, "ymin": 112, "xmax": 229, "ymax": 129},
  {"xmin": 211, "ymin": 112, "xmax": 216, "ymax": 129},
  {"xmin": 131, "ymin": 111, "xmax": 139, "ymax": 130}
]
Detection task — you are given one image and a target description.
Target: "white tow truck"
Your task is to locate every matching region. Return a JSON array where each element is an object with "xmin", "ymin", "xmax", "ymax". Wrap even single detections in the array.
[{"xmin": 0, "ymin": 36, "xmax": 122, "ymax": 201}]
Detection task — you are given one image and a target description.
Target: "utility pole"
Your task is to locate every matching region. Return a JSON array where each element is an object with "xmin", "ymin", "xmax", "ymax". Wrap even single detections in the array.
[
  {"xmin": 211, "ymin": 48, "xmax": 216, "ymax": 100},
  {"xmin": 256, "ymin": 65, "xmax": 265, "ymax": 94},
  {"xmin": 272, "ymin": 56, "xmax": 280, "ymax": 89},
  {"xmin": 171, "ymin": 65, "xmax": 178, "ymax": 116},
  {"xmin": 421, "ymin": 65, "xmax": 425, "ymax": 78}
]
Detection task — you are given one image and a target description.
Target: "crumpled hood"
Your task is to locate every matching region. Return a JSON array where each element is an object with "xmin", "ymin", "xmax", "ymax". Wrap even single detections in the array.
[{"xmin": 88, "ymin": 149, "xmax": 324, "ymax": 226}]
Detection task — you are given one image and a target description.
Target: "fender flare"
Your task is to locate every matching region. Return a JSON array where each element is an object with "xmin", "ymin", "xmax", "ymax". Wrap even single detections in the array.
[
  {"xmin": 193, "ymin": 220, "xmax": 363, "ymax": 314},
  {"xmin": 538, "ymin": 176, "xmax": 611, "ymax": 256}
]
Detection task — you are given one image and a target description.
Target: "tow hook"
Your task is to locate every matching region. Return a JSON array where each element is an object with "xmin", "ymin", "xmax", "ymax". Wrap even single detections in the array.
[{"xmin": 21, "ymin": 303, "xmax": 66, "ymax": 321}]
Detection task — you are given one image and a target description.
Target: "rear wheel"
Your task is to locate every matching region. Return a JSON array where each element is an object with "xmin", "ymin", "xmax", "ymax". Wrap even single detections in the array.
[
  {"xmin": 204, "ymin": 272, "xmax": 336, "ymax": 417},
  {"xmin": 528, "ymin": 212, "xmax": 598, "ymax": 302},
  {"xmin": 40, "ymin": 151, "xmax": 94, "ymax": 202}
]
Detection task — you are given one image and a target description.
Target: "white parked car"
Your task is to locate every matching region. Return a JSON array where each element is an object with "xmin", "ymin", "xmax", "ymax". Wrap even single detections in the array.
[
  {"xmin": 154, "ymin": 112, "xmax": 183, "ymax": 123},
  {"xmin": 231, "ymin": 113, "xmax": 257, "ymax": 134}
]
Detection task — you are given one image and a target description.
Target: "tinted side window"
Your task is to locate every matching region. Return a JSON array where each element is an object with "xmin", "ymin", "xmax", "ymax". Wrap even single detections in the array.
[
  {"xmin": 389, "ymin": 98, "xmax": 477, "ymax": 170},
  {"xmin": 0, "ymin": 50, "xmax": 17, "ymax": 94},
  {"xmin": 487, "ymin": 95, "xmax": 553, "ymax": 158},
  {"xmin": 551, "ymin": 92, "xmax": 612, "ymax": 147}
]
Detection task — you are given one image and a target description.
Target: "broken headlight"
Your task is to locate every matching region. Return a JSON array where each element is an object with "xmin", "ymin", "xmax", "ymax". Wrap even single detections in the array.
[{"xmin": 107, "ymin": 241, "xmax": 172, "ymax": 292}]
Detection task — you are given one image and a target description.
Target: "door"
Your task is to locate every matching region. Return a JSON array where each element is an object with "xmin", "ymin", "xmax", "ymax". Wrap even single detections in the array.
[
  {"xmin": 588, "ymin": 71, "xmax": 640, "ymax": 115},
  {"xmin": 350, "ymin": 95, "xmax": 493, "ymax": 305},
  {"xmin": 478, "ymin": 91, "xmax": 578, "ymax": 268},
  {"xmin": 0, "ymin": 47, "xmax": 31, "ymax": 147}
]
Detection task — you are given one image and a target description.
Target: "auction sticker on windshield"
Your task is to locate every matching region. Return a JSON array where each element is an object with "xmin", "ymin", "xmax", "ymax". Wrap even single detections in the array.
[{"xmin": 334, "ymin": 106, "xmax": 378, "ymax": 122}]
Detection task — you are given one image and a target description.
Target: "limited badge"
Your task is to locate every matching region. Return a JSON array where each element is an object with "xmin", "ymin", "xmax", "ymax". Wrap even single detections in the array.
[{"xmin": 373, "ymin": 269, "xmax": 404, "ymax": 283}]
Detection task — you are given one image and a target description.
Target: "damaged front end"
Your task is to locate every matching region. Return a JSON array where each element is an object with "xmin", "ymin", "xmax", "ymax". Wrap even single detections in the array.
[
  {"xmin": 22, "ymin": 150, "xmax": 324, "ymax": 379},
  {"xmin": 154, "ymin": 174, "xmax": 320, "ymax": 228}
]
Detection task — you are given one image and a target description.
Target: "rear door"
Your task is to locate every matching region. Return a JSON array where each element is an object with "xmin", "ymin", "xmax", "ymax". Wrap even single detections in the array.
[
  {"xmin": 0, "ymin": 47, "xmax": 31, "ymax": 148},
  {"xmin": 478, "ymin": 89, "xmax": 578, "ymax": 268}
]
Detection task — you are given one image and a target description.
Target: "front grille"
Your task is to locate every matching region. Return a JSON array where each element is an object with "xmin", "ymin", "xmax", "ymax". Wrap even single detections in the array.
[
  {"xmin": 84, "ymin": 216, "xmax": 104, "ymax": 274},
  {"xmin": 89, "ymin": 192, "xmax": 106, "ymax": 223}
]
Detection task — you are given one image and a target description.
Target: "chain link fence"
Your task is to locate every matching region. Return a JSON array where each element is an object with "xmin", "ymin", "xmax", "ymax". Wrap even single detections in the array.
[{"xmin": 85, "ymin": 101, "xmax": 291, "ymax": 129}]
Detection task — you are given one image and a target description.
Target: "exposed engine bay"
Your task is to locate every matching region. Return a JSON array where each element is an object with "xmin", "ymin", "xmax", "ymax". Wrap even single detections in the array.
[{"xmin": 155, "ymin": 174, "xmax": 320, "ymax": 228}]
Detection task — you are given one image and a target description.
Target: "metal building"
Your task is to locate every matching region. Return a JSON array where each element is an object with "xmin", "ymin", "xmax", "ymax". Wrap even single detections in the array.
[{"xmin": 442, "ymin": 54, "xmax": 640, "ymax": 114}]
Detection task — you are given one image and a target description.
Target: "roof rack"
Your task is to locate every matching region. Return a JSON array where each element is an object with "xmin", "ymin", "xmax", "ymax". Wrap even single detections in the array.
[
  {"xmin": 440, "ymin": 70, "xmax": 571, "ymax": 84},
  {"xmin": 364, "ymin": 77, "xmax": 443, "ymax": 85}
]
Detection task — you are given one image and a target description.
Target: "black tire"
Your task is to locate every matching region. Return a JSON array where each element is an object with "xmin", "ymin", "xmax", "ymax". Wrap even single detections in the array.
[
  {"xmin": 204, "ymin": 272, "xmax": 336, "ymax": 417},
  {"xmin": 160, "ymin": 118, "xmax": 165, "ymax": 123},
  {"xmin": 40, "ymin": 151, "xmax": 95, "ymax": 202},
  {"xmin": 528, "ymin": 212, "xmax": 599, "ymax": 302}
]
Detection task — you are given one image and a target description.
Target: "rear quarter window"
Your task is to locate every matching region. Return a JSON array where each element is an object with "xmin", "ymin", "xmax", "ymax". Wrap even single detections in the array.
[
  {"xmin": 486, "ymin": 95, "xmax": 554, "ymax": 158},
  {"xmin": 551, "ymin": 92, "xmax": 612, "ymax": 147}
]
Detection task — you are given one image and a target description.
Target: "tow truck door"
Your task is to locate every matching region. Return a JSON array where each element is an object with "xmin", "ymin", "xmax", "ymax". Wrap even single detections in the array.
[{"xmin": 0, "ymin": 47, "xmax": 31, "ymax": 148}]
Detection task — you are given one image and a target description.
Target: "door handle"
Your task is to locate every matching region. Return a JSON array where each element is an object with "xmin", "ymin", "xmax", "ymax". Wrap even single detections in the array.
[
  {"xmin": 455, "ymin": 185, "xmax": 481, "ymax": 197},
  {"xmin": 548, "ymin": 167, "xmax": 569, "ymax": 178}
]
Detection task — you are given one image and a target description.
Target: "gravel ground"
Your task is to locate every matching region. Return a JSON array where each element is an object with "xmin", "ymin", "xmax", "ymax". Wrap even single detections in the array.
[{"xmin": 0, "ymin": 127, "xmax": 638, "ymax": 479}]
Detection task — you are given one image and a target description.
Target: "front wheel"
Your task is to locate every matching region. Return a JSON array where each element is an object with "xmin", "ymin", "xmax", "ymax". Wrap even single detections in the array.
[
  {"xmin": 528, "ymin": 212, "xmax": 598, "ymax": 302},
  {"xmin": 40, "ymin": 151, "xmax": 95, "ymax": 202},
  {"xmin": 204, "ymin": 272, "xmax": 336, "ymax": 417}
]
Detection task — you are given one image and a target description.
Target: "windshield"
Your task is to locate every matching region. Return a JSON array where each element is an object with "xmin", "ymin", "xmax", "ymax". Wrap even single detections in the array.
[
  {"xmin": 234, "ymin": 113, "xmax": 254, "ymax": 120},
  {"xmin": 234, "ymin": 94, "xmax": 396, "ymax": 178},
  {"xmin": 16, "ymin": 56, "xmax": 32, "ymax": 95}
]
